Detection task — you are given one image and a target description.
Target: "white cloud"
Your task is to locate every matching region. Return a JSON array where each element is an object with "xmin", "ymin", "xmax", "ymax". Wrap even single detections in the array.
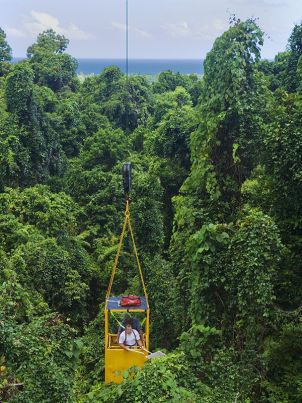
[
  {"xmin": 25, "ymin": 11, "xmax": 59, "ymax": 34},
  {"xmin": 8, "ymin": 10, "xmax": 93, "ymax": 40},
  {"xmin": 112, "ymin": 21, "xmax": 151, "ymax": 38},
  {"xmin": 162, "ymin": 20, "xmax": 228, "ymax": 40},
  {"xmin": 5, "ymin": 27, "xmax": 26, "ymax": 38},
  {"xmin": 162, "ymin": 22, "xmax": 192, "ymax": 38}
]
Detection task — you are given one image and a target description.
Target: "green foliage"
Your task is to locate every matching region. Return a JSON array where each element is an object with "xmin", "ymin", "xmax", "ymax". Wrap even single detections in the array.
[
  {"xmin": 243, "ymin": 89, "xmax": 302, "ymax": 309},
  {"xmin": 153, "ymin": 70, "xmax": 202, "ymax": 106},
  {"xmin": 143, "ymin": 256, "xmax": 178, "ymax": 349},
  {"xmin": 0, "ymin": 28, "xmax": 12, "ymax": 62},
  {"xmin": 186, "ymin": 210, "xmax": 282, "ymax": 335},
  {"xmin": 180, "ymin": 325, "xmax": 259, "ymax": 401},
  {"xmin": 2, "ymin": 64, "xmax": 66, "ymax": 186},
  {"xmin": 130, "ymin": 160, "xmax": 164, "ymax": 255},
  {"xmin": 262, "ymin": 90, "xmax": 302, "ymax": 231},
  {"xmin": 144, "ymin": 86, "xmax": 198, "ymax": 245},
  {"xmin": 153, "ymin": 70, "xmax": 191, "ymax": 93},
  {"xmin": 0, "ymin": 185, "xmax": 97, "ymax": 327},
  {"xmin": 170, "ymin": 20, "xmax": 271, "ymax": 351},
  {"xmin": 74, "ymin": 312, "xmax": 105, "ymax": 399},
  {"xmin": 27, "ymin": 29, "xmax": 78, "ymax": 92},
  {"xmin": 180, "ymin": 324, "xmax": 221, "ymax": 365},
  {"xmin": 80, "ymin": 66, "xmax": 153, "ymax": 132},
  {"xmin": 151, "ymin": 86, "xmax": 192, "ymax": 126},
  {"xmin": 64, "ymin": 127, "xmax": 129, "ymax": 243},
  {"xmin": 5, "ymin": 63, "xmax": 34, "ymax": 121},
  {"xmin": 284, "ymin": 22, "xmax": 302, "ymax": 92},
  {"xmin": 83, "ymin": 353, "xmax": 214, "ymax": 403},
  {"xmin": 0, "ymin": 185, "xmax": 79, "ymax": 236},
  {"xmin": 1, "ymin": 314, "xmax": 77, "ymax": 403},
  {"xmin": 0, "ymin": 27, "xmax": 12, "ymax": 77},
  {"xmin": 169, "ymin": 18, "xmax": 301, "ymax": 402},
  {"xmin": 149, "ymin": 100, "xmax": 196, "ymax": 167},
  {"xmin": 27, "ymin": 29, "xmax": 69, "ymax": 56},
  {"xmin": 259, "ymin": 52, "xmax": 290, "ymax": 92},
  {"xmin": 263, "ymin": 322, "xmax": 302, "ymax": 402}
]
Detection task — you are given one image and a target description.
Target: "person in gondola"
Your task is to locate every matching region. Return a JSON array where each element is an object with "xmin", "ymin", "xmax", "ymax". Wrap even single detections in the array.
[
  {"xmin": 119, "ymin": 324, "xmax": 147, "ymax": 351},
  {"xmin": 116, "ymin": 313, "xmax": 144, "ymax": 344}
]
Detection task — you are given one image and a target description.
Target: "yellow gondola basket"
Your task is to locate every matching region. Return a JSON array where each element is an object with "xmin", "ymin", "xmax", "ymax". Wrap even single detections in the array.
[{"xmin": 104, "ymin": 199, "xmax": 149, "ymax": 384}]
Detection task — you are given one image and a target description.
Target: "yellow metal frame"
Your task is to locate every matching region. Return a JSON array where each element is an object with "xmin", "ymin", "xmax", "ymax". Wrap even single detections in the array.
[
  {"xmin": 104, "ymin": 199, "xmax": 150, "ymax": 384},
  {"xmin": 105, "ymin": 199, "xmax": 149, "ymax": 303},
  {"xmin": 104, "ymin": 309, "xmax": 149, "ymax": 383}
]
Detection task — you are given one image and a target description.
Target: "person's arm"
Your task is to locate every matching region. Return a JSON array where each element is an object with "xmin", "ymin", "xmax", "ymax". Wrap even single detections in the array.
[
  {"xmin": 137, "ymin": 339, "xmax": 148, "ymax": 352},
  {"xmin": 135, "ymin": 330, "xmax": 147, "ymax": 352},
  {"xmin": 119, "ymin": 342, "xmax": 130, "ymax": 351}
]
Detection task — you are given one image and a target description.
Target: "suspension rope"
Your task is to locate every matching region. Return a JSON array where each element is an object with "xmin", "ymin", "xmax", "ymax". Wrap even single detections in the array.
[
  {"xmin": 106, "ymin": 199, "xmax": 148, "ymax": 303},
  {"xmin": 105, "ymin": 201, "xmax": 129, "ymax": 301},
  {"xmin": 128, "ymin": 214, "xmax": 148, "ymax": 303},
  {"xmin": 110, "ymin": 311, "xmax": 125, "ymax": 329},
  {"xmin": 126, "ymin": 0, "xmax": 129, "ymax": 77}
]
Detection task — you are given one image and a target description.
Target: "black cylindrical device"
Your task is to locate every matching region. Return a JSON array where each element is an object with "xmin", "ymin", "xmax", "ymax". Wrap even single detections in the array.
[{"xmin": 122, "ymin": 162, "xmax": 132, "ymax": 195}]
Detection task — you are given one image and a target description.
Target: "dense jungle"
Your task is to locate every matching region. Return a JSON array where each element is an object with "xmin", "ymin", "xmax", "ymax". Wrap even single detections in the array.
[{"xmin": 0, "ymin": 18, "xmax": 302, "ymax": 402}]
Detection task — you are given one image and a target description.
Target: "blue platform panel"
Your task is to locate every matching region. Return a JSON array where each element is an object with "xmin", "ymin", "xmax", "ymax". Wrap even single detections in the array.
[{"xmin": 106, "ymin": 296, "xmax": 148, "ymax": 310}]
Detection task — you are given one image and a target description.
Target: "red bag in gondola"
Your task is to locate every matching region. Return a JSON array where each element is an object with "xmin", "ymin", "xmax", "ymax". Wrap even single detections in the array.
[{"xmin": 120, "ymin": 295, "xmax": 141, "ymax": 307}]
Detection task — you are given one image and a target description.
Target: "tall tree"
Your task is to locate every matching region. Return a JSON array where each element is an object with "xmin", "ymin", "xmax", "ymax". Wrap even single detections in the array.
[
  {"xmin": 284, "ymin": 22, "xmax": 302, "ymax": 92},
  {"xmin": 27, "ymin": 30, "xmax": 78, "ymax": 92},
  {"xmin": 0, "ymin": 27, "xmax": 12, "ymax": 76},
  {"xmin": 3, "ymin": 62, "xmax": 65, "ymax": 186},
  {"xmin": 0, "ymin": 27, "xmax": 12, "ymax": 62},
  {"xmin": 81, "ymin": 67, "xmax": 153, "ymax": 132},
  {"xmin": 170, "ymin": 19, "xmax": 274, "ymax": 376}
]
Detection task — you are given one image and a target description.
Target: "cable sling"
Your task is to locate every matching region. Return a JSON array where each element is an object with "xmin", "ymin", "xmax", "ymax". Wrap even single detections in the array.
[{"xmin": 105, "ymin": 199, "xmax": 148, "ymax": 304}]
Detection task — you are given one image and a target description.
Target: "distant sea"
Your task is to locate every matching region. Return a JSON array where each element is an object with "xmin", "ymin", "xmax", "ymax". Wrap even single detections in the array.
[
  {"xmin": 76, "ymin": 59, "xmax": 204, "ymax": 75},
  {"xmin": 13, "ymin": 58, "xmax": 204, "ymax": 75}
]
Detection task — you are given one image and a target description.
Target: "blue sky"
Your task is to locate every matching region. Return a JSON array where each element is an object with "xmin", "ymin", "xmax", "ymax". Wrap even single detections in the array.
[{"xmin": 1, "ymin": 0, "xmax": 301, "ymax": 59}]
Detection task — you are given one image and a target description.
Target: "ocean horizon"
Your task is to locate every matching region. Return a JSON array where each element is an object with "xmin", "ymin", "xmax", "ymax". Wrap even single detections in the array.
[
  {"xmin": 12, "ymin": 58, "xmax": 204, "ymax": 75},
  {"xmin": 76, "ymin": 58, "xmax": 204, "ymax": 75}
]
